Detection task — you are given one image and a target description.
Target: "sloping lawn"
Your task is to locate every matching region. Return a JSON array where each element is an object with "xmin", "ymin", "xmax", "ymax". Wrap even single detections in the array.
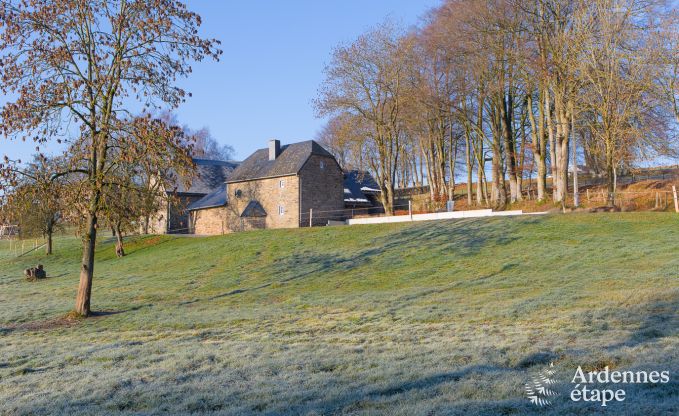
[{"xmin": 0, "ymin": 213, "xmax": 678, "ymax": 415}]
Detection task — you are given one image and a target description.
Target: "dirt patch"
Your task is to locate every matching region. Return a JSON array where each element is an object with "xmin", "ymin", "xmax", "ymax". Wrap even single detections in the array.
[{"xmin": 1, "ymin": 313, "xmax": 83, "ymax": 334}]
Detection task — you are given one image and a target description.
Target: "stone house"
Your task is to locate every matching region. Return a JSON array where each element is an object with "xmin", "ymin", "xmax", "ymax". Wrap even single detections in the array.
[
  {"xmin": 146, "ymin": 158, "xmax": 239, "ymax": 234},
  {"xmin": 187, "ymin": 140, "xmax": 344, "ymax": 234}
]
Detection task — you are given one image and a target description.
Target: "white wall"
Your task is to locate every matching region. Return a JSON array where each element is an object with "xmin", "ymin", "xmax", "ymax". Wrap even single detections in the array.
[{"xmin": 346, "ymin": 209, "xmax": 533, "ymax": 225}]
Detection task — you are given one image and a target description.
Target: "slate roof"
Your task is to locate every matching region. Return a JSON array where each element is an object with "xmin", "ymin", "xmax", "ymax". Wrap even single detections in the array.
[
  {"xmin": 187, "ymin": 185, "xmax": 227, "ymax": 211},
  {"xmin": 241, "ymin": 200, "xmax": 267, "ymax": 217},
  {"xmin": 227, "ymin": 140, "xmax": 334, "ymax": 183},
  {"xmin": 171, "ymin": 159, "xmax": 239, "ymax": 195},
  {"xmin": 344, "ymin": 170, "xmax": 381, "ymax": 206}
]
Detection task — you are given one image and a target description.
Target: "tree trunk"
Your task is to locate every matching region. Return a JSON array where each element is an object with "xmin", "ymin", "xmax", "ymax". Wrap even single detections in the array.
[
  {"xmin": 448, "ymin": 130, "xmax": 457, "ymax": 202},
  {"xmin": 75, "ymin": 212, "xmax": 97, "ymax": 316},
  {"xmin": 545, "ymin": 90, "xmax": 557, "ymax": 201},
  {"xmin": 527, "ymin": 92, "xmax": 547, "ymax": 201},
  {"xmin": 474, "ymin": 93, "xmax": 487, "ymax": 206},
  {"xmin": 46, "ymin": 229, "xmax": 53, "ymax": 255},
  {"xmin": 501, "ymin": 92, "xmax": 520, "ymax": 203},
  {"xmin": 556, "ymin": 113, "xmax": 570, "ymax": 203},
  {"xmin": 490, "ymin": 101, "xmax": 507, "ymax": 209},
  {"xmin": 115, "ymin": 224, "xmax": 125, "ymax": 258},
  {"xmin": 606, "ymin": 145, "xmax": 616, "ymax": 206},
  {"xmin": 465, "ymin": 130, "xmax": 474, "ymax": 206},
  {"xmin": 385, "ymin": 184, "xmax": 395, "ymax": 216}
]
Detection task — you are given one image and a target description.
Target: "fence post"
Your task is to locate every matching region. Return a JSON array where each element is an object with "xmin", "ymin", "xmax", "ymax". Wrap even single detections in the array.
[
  {"xmin": 309, "ymin": 209, "xmax": 313, "ymax": 227},
  {"xmin": 409, "ymin": 200, "xmax": 413, "ymax": 221},
  {"xmin": 655, "ymin": 192, "xmax": 659, "ymax": 210},
  {"xmin": 673, "ymin": 186, "xmax": 679, "ymax": 213}
]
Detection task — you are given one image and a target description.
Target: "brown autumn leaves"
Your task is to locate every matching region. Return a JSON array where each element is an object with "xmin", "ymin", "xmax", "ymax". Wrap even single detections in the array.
[{"xmin": 0, "ymin": 0, "xmax": 222, "ymax": 315}]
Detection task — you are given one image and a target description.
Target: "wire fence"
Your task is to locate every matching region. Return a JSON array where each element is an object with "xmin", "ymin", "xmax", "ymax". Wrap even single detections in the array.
[
  {"xmin": 299, "ymin": 187, "xmax": 679, "ymax": 228},
  {"xmin": 298, "ymin": 202, "xmax": 457, "ymax": 227},
  {"xmin": 576, "ymin": 189, "xmax": 677, "ymax": 211},
  {"xmin": 0, "ymin": 238, "xmax": 47, "ymax": 258}
]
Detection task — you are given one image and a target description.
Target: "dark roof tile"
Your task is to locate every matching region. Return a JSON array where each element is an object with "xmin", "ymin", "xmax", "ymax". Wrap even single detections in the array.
[
  {"xmin": 187, "ymin": 185, "xmax": 227, "ymax": 211},
  {"xmin": 172, "ymin": 159, "xmax": 240, "ymax": 195},
  {"xmin": 344, "ymin": 170, "xmax": 381, "ymax": 206},
  {"xmin": 227, "ymin": 140, "xmax": 334, "ymax": 183}
]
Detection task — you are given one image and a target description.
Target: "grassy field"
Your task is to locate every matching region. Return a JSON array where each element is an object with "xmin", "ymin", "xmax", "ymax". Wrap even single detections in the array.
[{"xmin": 1, "ymin": 213, "xmax": 678, "ymax": 415}]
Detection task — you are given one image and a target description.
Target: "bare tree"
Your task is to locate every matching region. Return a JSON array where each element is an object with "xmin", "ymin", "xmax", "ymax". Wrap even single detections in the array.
[
  {"xmin": 317, "ymin": 112, "xmax": 371, "ymax": 171},
  {"xmin": 576, "ymin": 0, "xmax": 674, "ymax": 204},
  {"xmin": 316, "ymin": 22, "xmax": 415, "ymax": 214},
  {"xmin": 186, "ymin": 127, "xmax": 234, "ymax": 161},
  {"xmin": 5, "ymin": 155, "xmax": 65, "ymax": 255}
]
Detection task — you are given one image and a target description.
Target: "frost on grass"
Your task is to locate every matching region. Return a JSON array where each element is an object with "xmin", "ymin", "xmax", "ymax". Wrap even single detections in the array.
[{"xmin": 0, "ymin": 214, "xmax": 678, "ymax": 415}]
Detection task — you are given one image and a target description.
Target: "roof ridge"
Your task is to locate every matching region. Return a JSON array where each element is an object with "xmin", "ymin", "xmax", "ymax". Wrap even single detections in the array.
[{"xmin": 226, "ymin": 140, "xmax": 336, "ymax": 183}]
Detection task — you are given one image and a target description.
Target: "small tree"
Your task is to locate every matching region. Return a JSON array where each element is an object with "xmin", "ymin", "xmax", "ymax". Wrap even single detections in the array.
[{"xmin": 6, "ymin": 156, "xmax": 66, "ymax": 255}]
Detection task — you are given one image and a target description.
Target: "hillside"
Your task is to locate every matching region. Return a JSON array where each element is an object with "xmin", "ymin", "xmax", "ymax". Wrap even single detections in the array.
[{"xmin": 1, "ymin": 213, "xmax": 678, "ymax": 415}]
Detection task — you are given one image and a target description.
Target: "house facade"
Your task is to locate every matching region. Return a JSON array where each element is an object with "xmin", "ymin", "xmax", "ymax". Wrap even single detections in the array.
[
  {"xmin": 188, "ymin": 140, "xmax": 344, "ymax": 234},
  {"xmin": 146, "ymin": 158, "xmax": 239, "ymax": 234}
]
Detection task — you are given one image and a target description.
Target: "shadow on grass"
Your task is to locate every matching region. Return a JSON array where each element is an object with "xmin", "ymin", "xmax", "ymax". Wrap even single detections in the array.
[
  {"xmin": 89, "ymin": 303, "xmax": 153, "ymax": 317},
  {"xmin": 178, "ymin": 250, "xmax": 377, "ymax": 306},
  {"xmin": 178, "ymin": 218, "xmax": 535, "ymax": 307},
  {"xmin": 367, "ymin": 364, "xmax": 513, "ymax": 399},
  {"xmin": 0, "ymin": 304, "xmax": 154, "ymax": 336},
  {"xmin": 97, "ymin": 236, "xmax": 175, "ymax": 261},
  {"xmin": 606, "ymin": 288, "xmax": 679, "ymax": 351},
  {"xmin": 368, "ymin": 217, "xmax": 539, "ymax": 258},
  {"xmin": 280, "ymin": 363, "xmax": 524, "ymax": 415}
]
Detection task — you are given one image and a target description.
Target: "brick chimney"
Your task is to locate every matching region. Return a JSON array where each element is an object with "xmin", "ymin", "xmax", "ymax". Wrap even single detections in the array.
[{"xmin": 269, "ymin": 139, "xmax": 280, "ymax": 161}]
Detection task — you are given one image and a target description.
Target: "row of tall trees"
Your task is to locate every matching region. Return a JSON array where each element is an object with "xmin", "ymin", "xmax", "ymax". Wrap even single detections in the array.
[{"xmin": 316, "ymin": 0, "xmax": 678, "ymax": 211}]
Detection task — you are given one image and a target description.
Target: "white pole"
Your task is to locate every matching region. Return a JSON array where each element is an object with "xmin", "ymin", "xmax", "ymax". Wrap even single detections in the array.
[
  {"xmin": 409, "ymin": 200, "xmax": 413, "ymax": 220},
  {"xmin": 309, "ymin": 209, "xmax": 313, "ymax": 227},
  {"xmin": 673, "ymin": 186, "xmax": 678, "ymax": 213}
]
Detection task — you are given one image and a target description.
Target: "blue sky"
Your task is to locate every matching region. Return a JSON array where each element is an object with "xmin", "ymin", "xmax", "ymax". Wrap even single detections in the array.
[{"xmin": 1, "ymin": 0, "xmax": 440, "ymax": 163}]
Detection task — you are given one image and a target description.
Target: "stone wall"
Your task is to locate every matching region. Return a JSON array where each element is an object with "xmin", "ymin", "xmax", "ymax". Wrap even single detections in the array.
[
  {"xmin": 191, "ymin": 207, "xmax": 228, "ymax": 235},
  {"xmin": 228, "ymin": 174, "xmax": 300, "ymax": 230},
  {"xmin": 299, "ymin": 155, "xmax": 345, "ymax": 226},
  {"xmin": 191, "ymin": 207, "xmax": 269, "ymax": 235}
]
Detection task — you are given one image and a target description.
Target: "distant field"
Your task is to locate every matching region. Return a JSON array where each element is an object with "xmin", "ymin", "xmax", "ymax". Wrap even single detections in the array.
[{"xmin": 1, "ymin": 213, "xmax": 678, "ymax": 415}]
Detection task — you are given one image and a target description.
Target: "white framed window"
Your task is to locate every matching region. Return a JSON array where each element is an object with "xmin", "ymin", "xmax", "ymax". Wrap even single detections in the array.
[
  {"xmin": 278, "ymin": 205, "xmax": 285, "ymax": 216},
  {"xmin": 320, "ymin": 160, "xmax": 326, "ymax": 170},
  {"xmin": 279, "ymin": 179, "xmax": 285, "ymax": 188}
]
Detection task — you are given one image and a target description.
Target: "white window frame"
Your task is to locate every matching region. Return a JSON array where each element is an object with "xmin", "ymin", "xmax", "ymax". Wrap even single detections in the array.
[
  {"xmin": 279, "ymin": 179, "xmax": 285, "ymax": 188},
  {"xmin": 278, "ymin": 205, "xmax": 285, "ymax": 216},
  {"xmin": 320, "ymin": 160, "xmax": 326, "ymax": 170}
]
